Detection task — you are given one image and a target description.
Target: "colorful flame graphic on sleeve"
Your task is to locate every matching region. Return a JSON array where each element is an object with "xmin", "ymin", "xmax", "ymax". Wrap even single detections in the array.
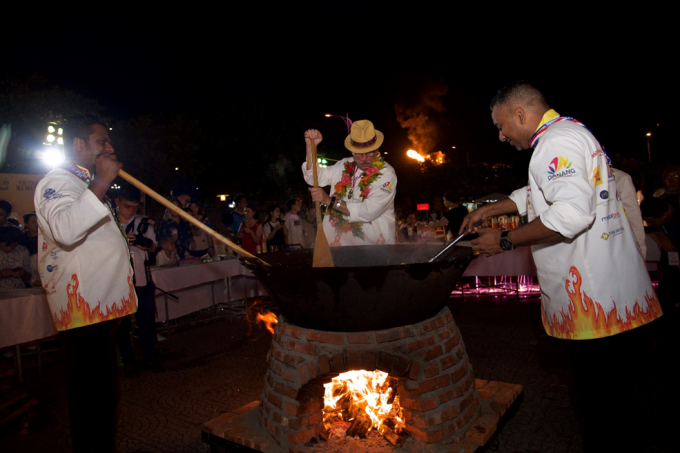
[
  {"xmin": 52, "ymin": 274, "xmax": 137, "ymax": 331},
  {"xmin": 542, "ymin": 266, "xmax": 662, "ymax": 339},
  {"xmin": 548, "ymin": 156, "xmax": 571, "ymax": 175}
]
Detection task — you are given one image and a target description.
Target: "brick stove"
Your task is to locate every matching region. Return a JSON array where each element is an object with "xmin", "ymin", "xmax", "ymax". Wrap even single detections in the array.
[{"xmin": 202, "ymin": 306, "xmax": 523, "ymax": 452}]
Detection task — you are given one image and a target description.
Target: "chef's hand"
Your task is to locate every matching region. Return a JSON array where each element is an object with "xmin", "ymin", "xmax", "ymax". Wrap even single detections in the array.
[
  {"xmin": 459, "ymin": 208, "xmax": 489, "ymax": 235},
  {"xmin": 1, "ymin": 268, "xmax": 13, "ymax": 278},
  {"xmin": 309, "ymin": 187, "xmax": 331, "ymax": 206},
  {"xmin": 95, "ymin": 152, "xmax": 122, "ymax": 186},
  {"xmin": 471, "ymin": 228, "xmax": 503, "ymax": 256},
  {"xmin": 90, "ymin": 153, "xmax": 123, "ymax": 201},
  {"xmin": 304, "ymin": 129, "xmax": 323, "ymax": 149}
]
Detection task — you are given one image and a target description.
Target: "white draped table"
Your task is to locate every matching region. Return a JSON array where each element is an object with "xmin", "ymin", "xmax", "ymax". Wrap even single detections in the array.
[
  {"xmin": 462, "ymin": 244, "xmax": 537, "ymax": 277},
  {"xmin": 0, "ymin": 288, "xmax": 57, "ymax": 349},
  {"xmin": 0, "ymin": 288, "xmax": 59, "ymax": 382},
  {"xmin": 151, "ymin": 258, "xmax": 267, "ymax": 322},
  {"xmin": 456, "ymin": 242, "xmax": 538, "ymax": 296}
]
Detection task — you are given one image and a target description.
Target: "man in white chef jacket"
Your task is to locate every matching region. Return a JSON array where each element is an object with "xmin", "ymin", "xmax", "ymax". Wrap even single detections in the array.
[
  {"xmin": 35, "ymin": 113, "xmax": 136, "ymax": 453},
  {"xmin": 460, "ymin": 81, "xmax": 662, "ymax": 451}
]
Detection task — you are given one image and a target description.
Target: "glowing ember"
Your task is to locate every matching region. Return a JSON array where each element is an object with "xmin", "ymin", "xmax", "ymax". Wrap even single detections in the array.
[
  {"xmin": 323, "ymin": 370, "xmax": 404, "ymax": 439},
  {"xmin": 425, "ymin": 150, "xmax": 446, "ymax": 165},
  {"xmin": 406, "ymin": 149, "xmax": 425, "ymax": 163},
  {"xmin": 255, "ymin": 310, "xmax": 278, "ymax": 334}
]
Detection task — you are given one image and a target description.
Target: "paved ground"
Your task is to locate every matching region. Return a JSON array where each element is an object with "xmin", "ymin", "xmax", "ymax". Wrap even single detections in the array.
[{"xmin": 2, "ymin": 295, "xmax": 678, "ymax": 453}]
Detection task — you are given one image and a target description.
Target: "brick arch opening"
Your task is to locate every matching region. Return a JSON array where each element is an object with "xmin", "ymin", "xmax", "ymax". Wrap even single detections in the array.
[{"xmin": 259, "ymin": 306, "xmax": 482, "ymax": 450}]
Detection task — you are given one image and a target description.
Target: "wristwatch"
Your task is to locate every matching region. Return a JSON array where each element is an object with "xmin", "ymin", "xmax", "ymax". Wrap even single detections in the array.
[{"xmin": 499, "ymin": 230, "xmax": 514, "ymax": 251}]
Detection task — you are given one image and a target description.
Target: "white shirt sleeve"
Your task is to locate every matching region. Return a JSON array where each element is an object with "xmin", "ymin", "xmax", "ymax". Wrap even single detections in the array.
[
  {"xmin": 301, "ymin": 159, "xmax": 344, "ymax": 189},
  {"xmin": 36, "ymin": 172, "xmax": 112, "ymax": 247},
  {"xmin": 509, "ymin": 186, "xmax": 529, "ymax": 216},
  {"xmin": 533, "ymin": 132, "xmax": 596, "ymax": 238}
]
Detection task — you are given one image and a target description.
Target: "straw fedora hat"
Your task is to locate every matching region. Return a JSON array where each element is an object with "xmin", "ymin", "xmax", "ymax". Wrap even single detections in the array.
[{"xmin": 344, "ymin": 120, "xmax": 384, "ymax": 154}]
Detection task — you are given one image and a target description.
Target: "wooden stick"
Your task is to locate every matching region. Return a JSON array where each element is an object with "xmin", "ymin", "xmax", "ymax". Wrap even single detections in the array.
[
  {"xmin": 309, "ymin": 139, "xmax": 335, "ymax": 268},
  {"xmin": 118, "ymin": 170, "xmax": 269, "ymax": 265},
  {"xmin": 380, "ymin": 425, "xmax": 405, "ymax": 447}
]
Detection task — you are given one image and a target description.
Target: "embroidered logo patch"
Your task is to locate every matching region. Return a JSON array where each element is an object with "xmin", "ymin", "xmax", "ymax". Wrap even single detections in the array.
[
  {"xmin": 380, "ymin": 182, "xmax": 393, "ymax": 193},
  {"xmin": 42, "ymin": 242, "xmax": 48, "ymax": 251},
  {"xmin": 601, "ymin": 212, "xmax": 620, "ymax": 222},
  {"xmin": 601, "ymin": 227, "xmax": 625, "ymax": 240},
  {"xmin": 42, "ymin": 188, "xmax": 65, "ymax": 201},
  {"xmin": 600, "ymin": 190, "xmax": 609, "ymax": 200},
  {"xmin": 547, "ymin": 157, "xmax": 575, "ymax": 181}
]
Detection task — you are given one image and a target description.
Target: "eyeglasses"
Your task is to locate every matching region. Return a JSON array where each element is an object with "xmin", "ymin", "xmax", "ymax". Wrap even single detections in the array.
[
  {"xmin": 666, "ymin": 174, "xmax": 679, "ymax": 180},
  {"xmin": 352, "ymin": 152, "xmax": 377, "ymax": 161}
]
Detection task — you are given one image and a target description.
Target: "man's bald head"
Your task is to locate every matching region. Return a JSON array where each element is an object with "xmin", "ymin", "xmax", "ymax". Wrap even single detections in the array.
[
  {"xmin": 490, "ymin": 81, "xmax": 550, "ymax": 150},
  {"xmin": 490, "ymin": 81, "xmax": 549, "ymax": 114}
]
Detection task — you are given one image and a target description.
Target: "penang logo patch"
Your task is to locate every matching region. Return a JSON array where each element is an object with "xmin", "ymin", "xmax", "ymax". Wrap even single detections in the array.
[{"xmin": 547, "ymin": 157, "xmax": 575, "ymax": 181}]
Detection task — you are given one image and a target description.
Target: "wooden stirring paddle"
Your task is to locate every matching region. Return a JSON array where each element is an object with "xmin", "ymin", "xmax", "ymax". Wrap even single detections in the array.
[{"xmin": 308, "ymin": 137, "xmax": 335, "ymax": 267}]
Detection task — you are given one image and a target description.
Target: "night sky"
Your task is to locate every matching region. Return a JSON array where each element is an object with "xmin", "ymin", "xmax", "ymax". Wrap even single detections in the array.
[{"xmin": 3, "ymin": 2, "xmax": 675, "ymax": 170}]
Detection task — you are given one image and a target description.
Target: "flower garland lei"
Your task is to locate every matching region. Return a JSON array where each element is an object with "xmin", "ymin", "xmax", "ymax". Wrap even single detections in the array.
[{"xmin": 327, "ymin": 154, "xmax": 385, "ymax": 239}]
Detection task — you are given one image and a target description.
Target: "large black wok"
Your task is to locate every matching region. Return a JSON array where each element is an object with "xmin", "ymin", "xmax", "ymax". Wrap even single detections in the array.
[{"xmin": 240, "ymin": 244, "xmax": 476, "ymax": 332}]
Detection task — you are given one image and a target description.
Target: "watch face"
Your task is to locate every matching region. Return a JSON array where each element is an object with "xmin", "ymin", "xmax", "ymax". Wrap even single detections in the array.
[{"xmin": 500, "ymin": 238, "xmax": 513, "ymax": 251}]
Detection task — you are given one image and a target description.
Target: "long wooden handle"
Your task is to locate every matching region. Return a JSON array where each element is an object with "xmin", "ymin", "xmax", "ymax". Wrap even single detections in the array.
[
  {"xmin": 118, "ymin": 169, "xmax": 268, "ymax": 265},
  {"xmin": 309, "ymin": 139, "xmax": 324, "ymax": 225}
]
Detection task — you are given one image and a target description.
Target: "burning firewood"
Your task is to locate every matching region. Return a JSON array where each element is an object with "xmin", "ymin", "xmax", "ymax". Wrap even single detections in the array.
[
  {"xmin": 386, "ymin": 377, "xmax": 400, "ymax": 405},
  {"xmin": 346, "ymin": 412, "xmax": 372, "ymax": 438},
  {"xmin": 323, "ymin": 370, "xmax": 406, "ymax": 442},
  {"xmin": 380, "ymin": 425, "xmax": 406, "ymax": 448}
]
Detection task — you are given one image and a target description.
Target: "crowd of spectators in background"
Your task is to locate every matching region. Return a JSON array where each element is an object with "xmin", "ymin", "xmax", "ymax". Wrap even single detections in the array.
[{"xmin": 2, "ymin": 163, "xmax": 680, "ymax": 316}]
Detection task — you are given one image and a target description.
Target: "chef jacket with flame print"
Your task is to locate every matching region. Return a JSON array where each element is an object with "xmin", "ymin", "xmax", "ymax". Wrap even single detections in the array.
[
  {"xmin": 302, "ymin": 157, "xmax": 397, "ymax": 246},
  {"xmin": 34, "ymin": 167, "xmax": 137, "ymax": 331},
  {"xmin": 509, "ymin": 120, "xmax": 662, "ymax": 340}
]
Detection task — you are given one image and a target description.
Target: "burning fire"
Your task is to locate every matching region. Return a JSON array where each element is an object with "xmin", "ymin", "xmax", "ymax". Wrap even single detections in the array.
[
  {"xmin": 406, "ymin": 149, "xmax": 425, "ymax": 163},
  {"xmin": 323, "ymin": 370, "xmax": 404, "ymax": 440},
  {"xmin": 407, "ymin": 149, "xmax": 446, "ymax": 165},
  {"xmin": 425, "ymin": 150, "xmax": 446, "ymax": 165},
  {"xmin": 543, "ymin": 266, "xmax": 663, "ymax": 339},
  {"xmin": 255, "ymin": 310, "xmax": 278, "ymax": 334}
]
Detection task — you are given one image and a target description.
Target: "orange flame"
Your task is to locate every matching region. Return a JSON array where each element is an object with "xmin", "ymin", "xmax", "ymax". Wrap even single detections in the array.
[
  {"xmin": 255, "ymin": 310, "xmax": 278, "ymax": 334},
  {"xmin": 406, "ymin": 149, "xmax": 425, "ymax": 163},
  {"xmin": 53, "ymin": 274, "xmax": 137, "ymax": 331},
  {"xmin": 542, "ymin": 266, "xmax": 662, "ymax": 339},
  {"xmin": 323, "ymin": 370, "xmax": 404, "ymax": 436},
  {"xmin": 425, "ymin": 151, "xmax": 446, "ymax": 165}
]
